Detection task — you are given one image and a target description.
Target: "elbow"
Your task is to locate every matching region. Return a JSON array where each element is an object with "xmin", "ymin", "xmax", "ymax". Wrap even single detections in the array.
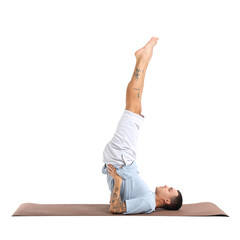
[
  {"xmin": 109, "ymin": 205, "xmax": 124, "ymax": 214},
  {"xmin": 109, "ymin": 205, "xmax": 116, "ymax": 214}
]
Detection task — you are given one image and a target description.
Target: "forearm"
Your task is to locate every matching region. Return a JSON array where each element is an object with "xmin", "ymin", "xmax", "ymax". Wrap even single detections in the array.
[{"xmin": 110, "ymin": 178, "xmax": 126, "ymax": 213}]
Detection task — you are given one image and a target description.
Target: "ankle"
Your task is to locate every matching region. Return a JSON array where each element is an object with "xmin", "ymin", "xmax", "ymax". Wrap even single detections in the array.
[{"xmin": 136, "ymin": 57, "xmax": 149, "ymax": 68}]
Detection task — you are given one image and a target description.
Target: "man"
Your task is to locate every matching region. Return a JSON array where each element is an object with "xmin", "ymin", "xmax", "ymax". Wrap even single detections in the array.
[{"xmin": 102, "ymin": 37, "xmax": 183, "ymax": 214}]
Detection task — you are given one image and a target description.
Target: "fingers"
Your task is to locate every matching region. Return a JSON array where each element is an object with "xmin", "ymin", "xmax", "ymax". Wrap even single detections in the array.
[
  {"xmin": 107, "ymin": 164, "xmax": 114, "ymax": 170},
  {"xmin": 107, "ymin": 165, "xmax": 112, "ymax": 172},
  {"xmin": 107, "ymin": 164, "xmax": 115, "ymax": 175}
]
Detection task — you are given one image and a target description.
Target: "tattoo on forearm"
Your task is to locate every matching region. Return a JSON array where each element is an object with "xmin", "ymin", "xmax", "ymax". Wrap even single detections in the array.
[
  {"xmin": 111, "ymin": 192, "xmax": 118, "ymax": 203},
  {"xmin": 113, "ymin": 199, "xmax": 126, "ymax": 213},
  {"xmin": 110, "ymin": 181, "xmax": 126, "ymax": 213}
]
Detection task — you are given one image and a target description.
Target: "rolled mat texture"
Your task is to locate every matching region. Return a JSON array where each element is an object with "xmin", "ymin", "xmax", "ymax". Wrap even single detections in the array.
[{"xmin": 12, "ymin": 202, "xmax": 228, "ymax": 216}]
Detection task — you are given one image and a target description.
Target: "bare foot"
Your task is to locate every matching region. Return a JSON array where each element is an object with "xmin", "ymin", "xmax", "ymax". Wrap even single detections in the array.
[{"xmin": 135, "ymin": 37, "xmax": 159, "ymax": 63}]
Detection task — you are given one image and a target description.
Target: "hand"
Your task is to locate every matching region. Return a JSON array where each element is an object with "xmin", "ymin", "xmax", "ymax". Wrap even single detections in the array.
[{"xmin": 107, "ymin": 164, "xmax": 122, "ymax": 181}]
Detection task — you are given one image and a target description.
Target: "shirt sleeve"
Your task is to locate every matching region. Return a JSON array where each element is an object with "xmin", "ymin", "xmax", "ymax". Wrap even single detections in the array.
[
  {"xmin": 123, "ymin": 196, "xmax": 155, "ymax": 215},
  {"xmin": 116, "ymin": 168, "xmax": 138, "ymax": 180}
]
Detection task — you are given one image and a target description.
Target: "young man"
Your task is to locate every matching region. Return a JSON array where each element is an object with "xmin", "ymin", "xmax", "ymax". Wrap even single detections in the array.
[{"xmin": 102, "ymin": 37, "xmax": 183, "ymax": 214}]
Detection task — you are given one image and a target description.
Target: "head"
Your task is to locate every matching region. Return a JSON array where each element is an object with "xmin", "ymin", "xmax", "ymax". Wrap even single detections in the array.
[{"xmin": 155, "ymin": 185, "xmax": 183, "ymax": 210}]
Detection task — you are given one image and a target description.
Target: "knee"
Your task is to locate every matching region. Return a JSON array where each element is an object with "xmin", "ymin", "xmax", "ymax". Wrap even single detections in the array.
[{"xmin": 125, "ymin": 105, "xmax": 141, "ymax": 116}]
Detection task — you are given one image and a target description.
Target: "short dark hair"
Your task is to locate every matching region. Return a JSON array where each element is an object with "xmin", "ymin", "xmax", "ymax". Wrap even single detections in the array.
[{"xmin": 162, "ymin": 190, "xmax": 183, "ymax": 210}]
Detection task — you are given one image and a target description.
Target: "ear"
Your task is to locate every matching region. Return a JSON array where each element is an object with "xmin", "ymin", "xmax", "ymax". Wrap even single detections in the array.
[{"xmin": 164, "ymin": 198, "xmax": 171, "ymax": 205}]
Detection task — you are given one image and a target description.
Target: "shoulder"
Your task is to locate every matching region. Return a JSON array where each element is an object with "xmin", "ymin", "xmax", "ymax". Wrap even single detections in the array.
[{"xmin": 124, "ymin": 193, "xmax": 155, "ymax": 215}]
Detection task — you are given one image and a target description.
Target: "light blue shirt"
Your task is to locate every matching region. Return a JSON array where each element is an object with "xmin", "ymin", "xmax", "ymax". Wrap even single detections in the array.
[{"xmin": 102, "ymin": 161, "xmax": 156, "ymax": 214}]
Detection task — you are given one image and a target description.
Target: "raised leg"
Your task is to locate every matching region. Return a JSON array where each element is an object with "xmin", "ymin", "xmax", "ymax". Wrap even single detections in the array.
[{"xmin": 125, "ymin": 37, "xmax": 159, "ymax": 116}]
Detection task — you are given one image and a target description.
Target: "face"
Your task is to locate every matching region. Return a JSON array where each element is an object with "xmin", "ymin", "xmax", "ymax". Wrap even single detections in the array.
[{"xmin": 155, "ymin": 185, "xmax": 178, "ymax": 204}]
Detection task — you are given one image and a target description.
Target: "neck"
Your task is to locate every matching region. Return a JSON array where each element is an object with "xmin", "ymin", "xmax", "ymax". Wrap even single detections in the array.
[{"xmin": 155, "ymin": 192, "xmax": 165, "ymax": 208}]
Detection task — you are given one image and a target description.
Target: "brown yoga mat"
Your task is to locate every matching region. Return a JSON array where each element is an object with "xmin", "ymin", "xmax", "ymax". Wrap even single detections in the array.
[{"xmin": 12, "ymin": 202, "xmax": 228, "ymax": 216}]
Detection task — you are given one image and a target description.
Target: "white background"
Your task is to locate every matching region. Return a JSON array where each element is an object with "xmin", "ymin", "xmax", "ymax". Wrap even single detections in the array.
[{"xmin": 0, "ymin": 0, "xmax": 239, "ymax": 239}]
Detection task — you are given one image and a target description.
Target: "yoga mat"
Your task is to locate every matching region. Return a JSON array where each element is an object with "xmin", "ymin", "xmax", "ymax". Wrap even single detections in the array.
[{"xmin": 12, "ymin": 202, "xmax": 228, "ymax": 216}]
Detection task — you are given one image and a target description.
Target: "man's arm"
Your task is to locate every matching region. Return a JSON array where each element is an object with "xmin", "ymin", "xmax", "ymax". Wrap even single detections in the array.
[
  {"xmin": 109, "ymin": 178, "xmax": 126, "ymax": 214},
  {"xmin": 107, "ymin": 164, "xmax": 126, "ymax": 214}
]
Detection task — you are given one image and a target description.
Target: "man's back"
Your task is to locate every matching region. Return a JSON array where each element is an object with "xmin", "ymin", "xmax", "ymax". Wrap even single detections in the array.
[{"xmin": 102, "ymin": 161, "xmax": 156, "ymax": 214}]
